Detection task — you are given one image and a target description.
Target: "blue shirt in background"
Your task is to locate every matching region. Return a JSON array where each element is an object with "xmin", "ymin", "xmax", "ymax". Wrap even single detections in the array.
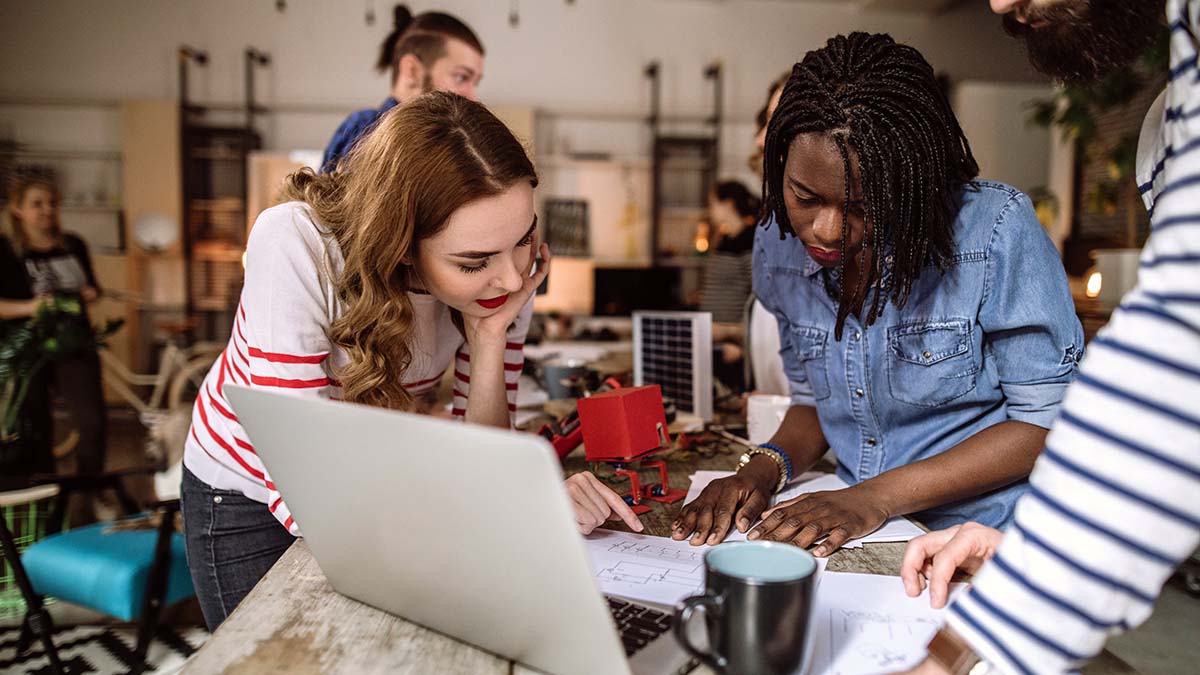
[
  {"xmin": 753, "ymin": 180, "xmax": 1084, "ymax": 530},
  {"xmin": 320, "ymin": 97, "xmax": 399, "ymax": 173}
]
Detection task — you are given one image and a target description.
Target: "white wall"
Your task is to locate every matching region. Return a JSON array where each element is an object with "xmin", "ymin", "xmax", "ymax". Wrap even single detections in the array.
[
  {"xmin": 1, "ymin": 0, "xmax": 1042, "ymax": 152},
  {"xmin": 954, "ymin": 81, "xmax": 1054, "ymax": 194},
  {"xmin": 1, "ymin": 0, "xmax": 1057, "ymax": 261},
  {"xmin": 953, "ymin": 81, "xmax": 1075, "ymax": 249}
]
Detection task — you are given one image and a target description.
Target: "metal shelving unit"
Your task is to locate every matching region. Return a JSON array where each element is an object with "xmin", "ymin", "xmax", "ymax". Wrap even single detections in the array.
[
  {"xmin": 644, "ymin": 61, "xmax": 723, "ymax": 263},
  {"xmin": 177, "ymin": 46, "xmax": 269, "ymax": 342}
]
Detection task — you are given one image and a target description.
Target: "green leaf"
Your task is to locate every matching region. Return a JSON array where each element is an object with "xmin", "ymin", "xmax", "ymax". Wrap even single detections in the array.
[{"xmin": 1027, "ymin": 100, "xmax": 1057, "ymax": 128}]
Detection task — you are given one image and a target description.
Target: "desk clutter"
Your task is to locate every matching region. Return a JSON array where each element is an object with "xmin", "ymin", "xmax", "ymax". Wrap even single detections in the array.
[
  {"xmin": 585, "ymin": 528, "xmax": 959, "ymax": 675},
  {"xmin": 583, "ymin": 472, "xmax": 939, "ymax": 674}
]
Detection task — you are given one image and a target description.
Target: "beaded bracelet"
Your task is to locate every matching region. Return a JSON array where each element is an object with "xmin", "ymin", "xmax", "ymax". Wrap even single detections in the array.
[{"xmin": 758, "ymin": 441, "xmax": 793, "ymax": 484}]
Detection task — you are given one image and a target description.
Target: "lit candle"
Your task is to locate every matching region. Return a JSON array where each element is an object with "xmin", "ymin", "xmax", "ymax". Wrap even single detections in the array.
[{"xmin": 1086, "ymin": 272, "xmax": 1102, "ymax": 298}]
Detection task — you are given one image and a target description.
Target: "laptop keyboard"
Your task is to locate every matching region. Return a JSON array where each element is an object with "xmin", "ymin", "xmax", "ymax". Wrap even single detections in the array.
[{"xmin": 608, "ymin": 597, "xmax": 674, "ymax": 657}]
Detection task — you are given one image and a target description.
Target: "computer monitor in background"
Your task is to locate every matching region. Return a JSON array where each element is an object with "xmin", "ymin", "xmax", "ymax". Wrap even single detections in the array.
[{"xmin": 592, "ymin": 267, "xmax": 682, "ymax": 317}]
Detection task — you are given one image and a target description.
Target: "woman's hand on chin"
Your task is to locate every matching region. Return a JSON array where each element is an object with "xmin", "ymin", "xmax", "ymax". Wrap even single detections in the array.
[
  {"xmin": 462, "ymin": 242, "xmax": 551, "ymax": 347},
  {"xmin": 566, "ymin": 471, "xmax": 644, "ymax": 535}
]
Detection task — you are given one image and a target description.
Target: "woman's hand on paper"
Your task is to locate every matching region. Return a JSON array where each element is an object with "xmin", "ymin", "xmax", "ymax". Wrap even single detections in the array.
[
  {"xmin": 900, "ymin": 522, "xmax": 1002, "ymax": 609},
  {"xmin": 747, "ymin": 484, "xmax": 889, "ymax": 557},
  {"xmin": 670, "ymin": 470, "xmax": 775, "ymax": 546},
  {"xmin": 566, "ymin": 471, "xmax": 644, "ymax": 535}
]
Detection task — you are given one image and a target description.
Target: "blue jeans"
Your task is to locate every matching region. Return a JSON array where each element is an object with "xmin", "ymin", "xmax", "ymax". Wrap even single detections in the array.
[{"xmin": 180, "ymin": 465, "xmax": 295, "ymax": 631}]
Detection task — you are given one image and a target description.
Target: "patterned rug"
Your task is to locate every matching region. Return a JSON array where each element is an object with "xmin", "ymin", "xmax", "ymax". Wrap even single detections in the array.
[{"xmin": 0, "ymin": 624, "xmax": 206, "ymax": 675}]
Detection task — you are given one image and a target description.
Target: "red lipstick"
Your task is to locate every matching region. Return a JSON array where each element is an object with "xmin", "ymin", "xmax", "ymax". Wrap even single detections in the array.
[
  {"xmin": 806, "ymin": 246, "xmax": 842, "ymax": 266},
  {"xmin": 476, "ymin": 294, "xmax": 509, "ymax": 309}
]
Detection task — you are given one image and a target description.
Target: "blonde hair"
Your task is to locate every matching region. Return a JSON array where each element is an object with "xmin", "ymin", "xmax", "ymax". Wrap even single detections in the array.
[
  {"xmin": 282, "ymin": 92, "xmax": 537, "ymax": 410},
  {"xmin": 4, "ymin": 170, "xmax": 62, "ymax": 256}
]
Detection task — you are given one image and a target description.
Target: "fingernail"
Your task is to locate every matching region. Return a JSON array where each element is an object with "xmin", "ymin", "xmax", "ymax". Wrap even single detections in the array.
[
  {"xmin": 813, "ymin": 546, "xmax": 826, "ymax": 557},
  {"xmin": 707, "ymin": 534, "xmax": 717, "ymax": 545},
  {"xmin": 747, "ymin": 531, "xmax": 760, "ymax": 540},
  {"xmin": 635, "ymin": 522, "xmax": 644, "ymax": 531},
  {"xmin": 737, "ymin": 519, "xmax": 748, "ymax": 531}
]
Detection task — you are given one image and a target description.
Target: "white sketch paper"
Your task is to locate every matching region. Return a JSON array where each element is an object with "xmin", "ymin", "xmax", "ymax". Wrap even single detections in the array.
[
  {"xmin": 809, "ymin": 571, "xmax": 963, "ymax": 674},
  {"xmin": 585, "ymin": 530, "xmax": 706, "ymax": 606}
]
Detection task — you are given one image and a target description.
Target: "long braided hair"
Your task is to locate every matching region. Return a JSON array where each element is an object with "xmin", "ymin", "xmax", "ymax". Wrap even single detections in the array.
[{"xmin": 763, "ymin": 32, "xmax": 978, "ymax": 339}]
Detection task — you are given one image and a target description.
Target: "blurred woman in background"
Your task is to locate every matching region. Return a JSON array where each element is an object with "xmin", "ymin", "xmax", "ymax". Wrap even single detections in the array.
[
  {"xmin": 700, "ymin": 180, "xmax": 762, "ymax": 393},
  {"xmin": 1, "ymin": 170, "xmax": 107, "ymax": 481}
]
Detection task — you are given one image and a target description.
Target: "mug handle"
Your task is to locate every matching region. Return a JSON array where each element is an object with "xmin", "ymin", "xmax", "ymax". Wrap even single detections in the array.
[{"xmin": 673, "ymin": 594, "xmax": 726, "ymax": 671}]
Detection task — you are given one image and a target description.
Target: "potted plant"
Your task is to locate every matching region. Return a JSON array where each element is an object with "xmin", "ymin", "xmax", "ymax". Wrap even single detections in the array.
[{"xmin": 0, "ymin": 296, "xmax": 122, "ymax": 445}]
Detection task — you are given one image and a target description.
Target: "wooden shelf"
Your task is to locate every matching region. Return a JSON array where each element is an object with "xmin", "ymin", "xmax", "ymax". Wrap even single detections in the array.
[
  {"xmin": 61, "ymin": 204, "xmax": 123, "ymax": 213},
  {"xmin": 192, "ymin": 244, "xmax": 244, "ymax": 263},
  {"xmin": 189, "ymin": 197, "xmax": 245, "ymax": 210},
  {"xmin": 654, "ymin": 256, "xmax": 706, "ymax": 268},
  {"xmin": 8, "ymin": 148, "xmax": 122, "ymax": 162},
  {"xmin": 188, "ymin": 147, "xmax": 247, "ymax": 162},
  {"xmin": 194, "ymin": 298, "xmax": 235, "ymax": 312}
]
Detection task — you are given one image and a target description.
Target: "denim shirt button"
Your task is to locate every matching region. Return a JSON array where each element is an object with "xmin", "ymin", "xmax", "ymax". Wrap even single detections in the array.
[
  {"xmin": 853, "ymin": 331, "xmax": 861, "ymax": 342},
  {"xmin": 855, "ymin": 388, "xmax": 865, "ymax": 398},
  {"xmin": 922, "ymin": 350, "xmax": 933, "ymax": 359},
  {"xmin": 866, "ymin": 438, "xmax": 877, "ymax": 446},
  {"xmin": 213, "ymin": 495, "xmax": 223, "ymax": 504}
]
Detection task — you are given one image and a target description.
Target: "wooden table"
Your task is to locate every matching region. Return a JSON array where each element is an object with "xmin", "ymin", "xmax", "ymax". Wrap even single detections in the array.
[{"xmin": 182, "ymin": 441, "xmax": 1137, "ymax": 674}]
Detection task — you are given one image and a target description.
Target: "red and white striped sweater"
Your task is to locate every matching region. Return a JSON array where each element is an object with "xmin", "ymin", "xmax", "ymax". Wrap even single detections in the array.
[{"xmin": 184, "ymin": 202, "xmax": 531, "ymax": 535}]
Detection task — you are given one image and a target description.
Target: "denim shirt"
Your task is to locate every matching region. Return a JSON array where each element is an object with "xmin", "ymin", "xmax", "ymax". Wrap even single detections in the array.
[
  {"xmin": 752, "ymin": 181, "xmax": 1084, "ymax": 530},
  {"xmin": 321, "ymin": 97, "xmax": 400, "ymax": 173}
]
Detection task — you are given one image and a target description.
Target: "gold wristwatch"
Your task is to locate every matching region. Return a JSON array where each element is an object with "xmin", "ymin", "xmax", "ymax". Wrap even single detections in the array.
[
  {"xmin": 927, "ymin": 626, "xmax": 993, "ymax": 675},
  {"xmin": 737, "ymin": 446, "xmax": 788, "ymax": 493}
]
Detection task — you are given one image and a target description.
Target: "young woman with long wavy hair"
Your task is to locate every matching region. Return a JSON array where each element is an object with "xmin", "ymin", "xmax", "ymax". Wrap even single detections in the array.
[{"xmin": 181, "ymin": 92, "xmax": 643, "ymax": 630}]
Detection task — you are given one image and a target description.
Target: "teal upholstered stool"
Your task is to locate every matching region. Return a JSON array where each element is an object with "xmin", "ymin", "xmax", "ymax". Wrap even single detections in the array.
[
  {"xmin": 0, "ymin": 468, "xmax": 195, "ymax": 675},
  {"xmin": 23, "ymin": 517, "xmax": 193, "ymax": 622}
]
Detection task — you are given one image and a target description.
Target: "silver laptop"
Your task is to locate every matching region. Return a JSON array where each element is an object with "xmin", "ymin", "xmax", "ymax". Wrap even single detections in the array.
[{"xmin": 224, "ymin": 384, "xmax": 694, "ymax": 675}]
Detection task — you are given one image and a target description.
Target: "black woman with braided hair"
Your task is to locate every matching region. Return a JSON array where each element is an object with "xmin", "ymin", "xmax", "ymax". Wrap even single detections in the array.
[{"xmin": 674, "ymin": 32, "xmax": 1084, "ymax": 555}]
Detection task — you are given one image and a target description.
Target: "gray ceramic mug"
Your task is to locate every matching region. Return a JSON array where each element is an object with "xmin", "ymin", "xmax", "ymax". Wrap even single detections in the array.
[{"xmin": 674, "ymin": 541, "xmax": 818, "ymax": 674}]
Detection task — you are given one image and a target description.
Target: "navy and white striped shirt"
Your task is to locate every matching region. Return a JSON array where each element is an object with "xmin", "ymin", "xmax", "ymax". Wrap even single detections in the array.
[{"xmin": 944, "ymin": 2, "xmax": 1200, "ymax": 673}]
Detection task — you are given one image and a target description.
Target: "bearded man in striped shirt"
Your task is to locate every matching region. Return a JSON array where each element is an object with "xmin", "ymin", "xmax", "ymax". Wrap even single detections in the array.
[{"xmin": 898, "ymin": 1, "xmax": 1199, "ymax": 674}]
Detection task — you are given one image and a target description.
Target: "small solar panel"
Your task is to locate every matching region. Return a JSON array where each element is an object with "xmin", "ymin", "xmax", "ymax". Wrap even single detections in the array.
[{"xmin": 633, "ymin": 311, "xmax": 712, "ymax": 422}]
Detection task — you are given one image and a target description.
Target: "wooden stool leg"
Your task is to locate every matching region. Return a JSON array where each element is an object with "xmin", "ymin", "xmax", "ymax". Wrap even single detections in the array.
[
  {"xmin": 132, "ymin": 514, "xmax": 176, "ymax": 674},
  {"xmin": 16, "ymin": 611, "xmax": 35, "ymax": 653},
  {"xmin": 0, "ymin": 518, "xmax": 65, "ymax": 675}
]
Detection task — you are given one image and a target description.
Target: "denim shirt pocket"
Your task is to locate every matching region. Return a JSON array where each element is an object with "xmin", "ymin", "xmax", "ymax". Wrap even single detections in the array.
[
  {"xmin": 791, "ymin": 324, "xmax": 832, "ymax": 401},
  {"xmin": 887, "ymin": 319, "xmax": 978, "ymax": 407}
]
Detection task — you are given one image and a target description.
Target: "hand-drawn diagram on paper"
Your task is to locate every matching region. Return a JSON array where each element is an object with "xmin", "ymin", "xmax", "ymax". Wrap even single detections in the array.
[
  {"xmin": 826, "ymin": 608, "xmax": 940, "ymax": 670},
  {"xmin": 585, "ymin": 531, "xmax": 706, "ymax": 605},
  {"xmin": 808, "ymin": 572, "xmax": 956, "ymax": 675}
]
